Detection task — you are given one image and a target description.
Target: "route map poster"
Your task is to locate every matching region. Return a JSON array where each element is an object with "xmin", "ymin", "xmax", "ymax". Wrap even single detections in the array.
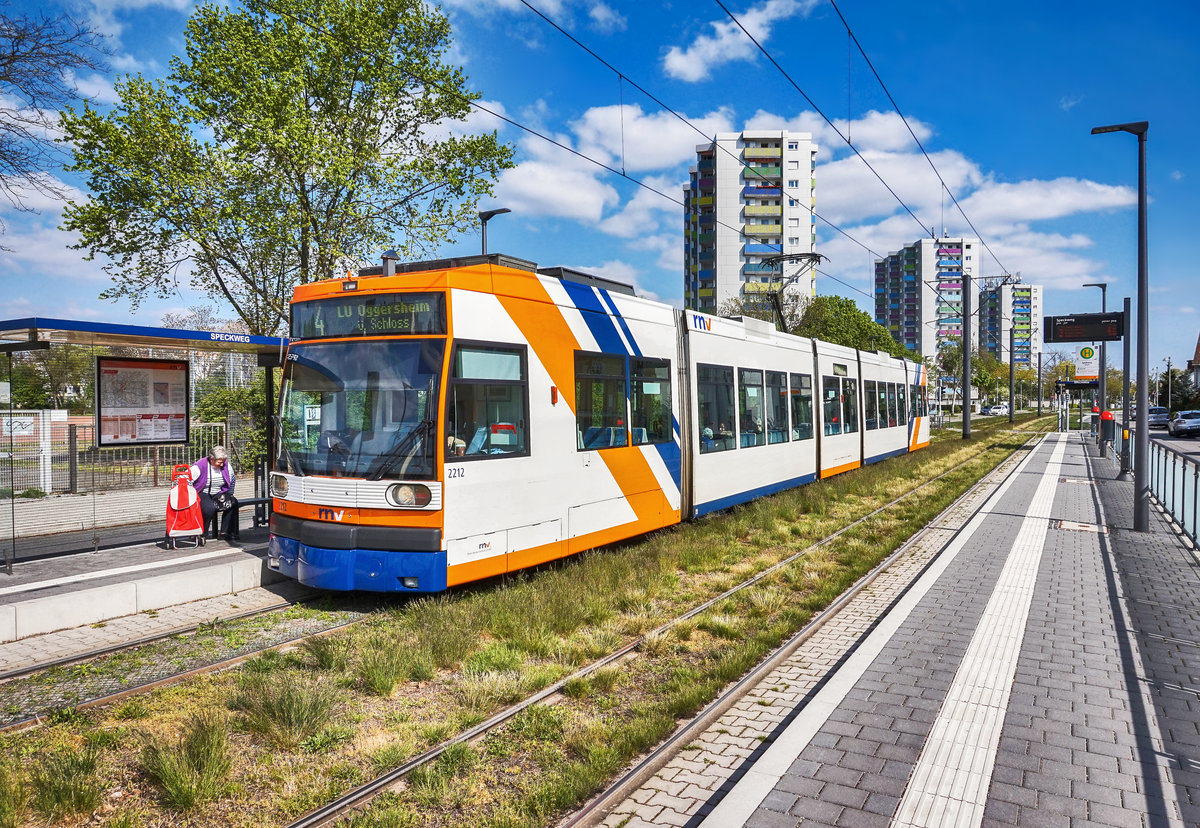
[{"xmin": 96, "ymin": 357, "xmax": 190, "ymax": 446}]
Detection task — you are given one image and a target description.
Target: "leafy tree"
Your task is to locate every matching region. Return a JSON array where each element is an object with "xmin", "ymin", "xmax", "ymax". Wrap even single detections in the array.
[
  {"xmin": 0, "ymin": 6, "xmax": 107, "ymax": 239},
  {"xmin": 790, "ymin": 295, "xmax": 909, "ymax": 358},
  {"xmin": 60, "ymin": 0, "xmax": 513, "ymax": 335},
  {"xmin": 7, "ymin": 344, "xmax": 96, "ymax": 412},
  {"xmin": 8, "ymin": 360, "xmax": 48, "ymax": 409}
]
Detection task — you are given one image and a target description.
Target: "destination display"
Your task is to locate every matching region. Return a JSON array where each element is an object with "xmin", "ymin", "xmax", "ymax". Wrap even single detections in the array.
[
  {"xmin": 1044, "ymin": 312, "xmax": 1125, "ymax": 343},
  {"xmin": 96, "ymin": 357, "xmax": 190, "ymax": 446},
  {"xmin": 292, "ymin": 292, "xmax": 446, "ymax": 339}
]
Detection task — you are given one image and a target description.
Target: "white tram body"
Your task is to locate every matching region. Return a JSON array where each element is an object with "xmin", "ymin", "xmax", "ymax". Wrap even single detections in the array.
[{"xmin": 266, "ymin": 255, "xmax": 929, "ymax": 592}]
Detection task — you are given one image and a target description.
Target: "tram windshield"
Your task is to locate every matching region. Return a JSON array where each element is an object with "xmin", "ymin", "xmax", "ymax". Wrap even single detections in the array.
[{"xmin": 276, "ymin": 340, "xmax": 445, "ymax": 479}]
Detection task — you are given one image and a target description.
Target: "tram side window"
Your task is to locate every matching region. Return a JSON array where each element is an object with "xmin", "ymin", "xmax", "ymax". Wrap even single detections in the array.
[
  {"xmin": 864, "ymin": 380, "xmax": 878, "ymax": 430},
  {"xmin": 914, "ymin": 385, "xmax": 926, "ymax": 417},
  {"xmin": 446, "ymin": 344, "xmax": 529, "ymax": 460},
  {"xmin": 766, "ymin": 371, "xmax": 788, "ymax": 444},
  {"xmin": 897, "ymin": 384, "xmax": 907, "ymax": 426},
  {"xmin": 823, "ymin": 376, "xmax": 842, "ymax": 435},
  {"xmin": 789, "ymin": 373, "xmax": 813, "ymax": 440},
  {"xmin": 698, "ymin": 363, "xmax": 735, "ymax": 453},
  {"xmin": 886, "ymin": 383, "xmax": 898, "ymax": 427},
  {"xmin": 739, "ymin": 369, "xmax": 765, "ymax": 447},
  {"xmin": 630, "ymin": 357, "xmax": 672, "ymax": 445},
  {"xmin": 877, "ymin": 383, "xmax": 888, "ymax": 429},
  {"xmin": 576, "ymin": 352, "xmax": 627, "ymax": 450},
  {"xmin": 842, "ymin": 378, "xmax": 859, "ymax": 433}
]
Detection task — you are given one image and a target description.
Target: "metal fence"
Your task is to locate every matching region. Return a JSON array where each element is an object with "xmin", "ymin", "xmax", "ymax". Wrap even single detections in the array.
[
  {"xmin": 2, "ymin": 420, "xmax": 226, "ymax": 495},
  {"xmin": 1148, "ymin": 439, "xmax": 1199, "ymax": 548}
]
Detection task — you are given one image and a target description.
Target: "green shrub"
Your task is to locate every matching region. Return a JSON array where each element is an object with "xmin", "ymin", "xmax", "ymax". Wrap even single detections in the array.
[
  {"xmin": 302, "ymin": 635, "xmax": 349, "ymax": 672},
  {"xmin": 31, "ymin": 745, "xmax": 103, "ymax": 820},
  {"xmin": 0, "ymin": 760, "xmax": 30, "ymax": 828},
  {"xmin": 230, "ymin": 672, "xmax": 339, "ymax": 750},
  {"xmin": 141, "ymin": 711, "xmax": 232, "ymax": 810}
]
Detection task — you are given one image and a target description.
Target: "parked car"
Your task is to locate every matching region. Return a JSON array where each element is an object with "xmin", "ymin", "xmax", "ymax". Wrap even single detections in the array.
[
  {"xmin": 1167, "ymin": 410, "xmax": 1200, "ymax": 438},
  {"xmin": 981, "ymin": 403, "xmax": 1009, "ymax": 416},
  {"xmin": 1147, "ymin": 406, "xmax": 1169, "ymax": 428}
]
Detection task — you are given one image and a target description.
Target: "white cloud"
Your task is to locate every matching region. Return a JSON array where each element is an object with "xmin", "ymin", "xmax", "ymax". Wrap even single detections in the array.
[
  {"xmin": 493, "ymin": 140, "xmax": 620, "ymax": 222},
  {"xmin": 662, "ymin": 0, "xmax": 820, "ymax": 83},
  {"xmin": 66, "ymin": 72, "xmax": 119, "ymax": 106},
  {"xmin": 588, "ymin": 3, "xmax": 626, "ymax": 33},
  {"xmin": 570, "ymin": 104, "xmax": 735, "ymax": 172},
  {"xmin": 596, "ymin": 176, "xmax": 683, "ymax": 239},
  {"xmin": 0, "ymin": 174, "xmax": 87, "ymax": 215},
  {"xmin": 84, "ymin": 0, "xmax": 194, "ymax": 39},
  {"xmin": 1059, "ymin": 95, "xmax": 1083, "ymax": 111},
  {"xmin": 423, "ymin": 99, "xmax": 509, "ymax": 141},
  {"xmin": 745, "ymin": 109, "xmax": 934, "ymax": 155}
]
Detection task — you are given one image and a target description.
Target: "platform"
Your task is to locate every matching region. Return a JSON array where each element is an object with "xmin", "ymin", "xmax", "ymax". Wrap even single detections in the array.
[
  {"xmin": 599, "ymin": 432, "xmax": 1200, "ymax": 827},
  {"xmin": 0, "ymin": 524, "xmax": 284, "ymax": 649}
]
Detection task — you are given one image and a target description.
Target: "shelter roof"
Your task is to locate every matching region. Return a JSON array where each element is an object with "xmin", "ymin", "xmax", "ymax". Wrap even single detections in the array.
[{"xmin": 0, "ymin": 317, "xmax": 287, "ymax": 359}]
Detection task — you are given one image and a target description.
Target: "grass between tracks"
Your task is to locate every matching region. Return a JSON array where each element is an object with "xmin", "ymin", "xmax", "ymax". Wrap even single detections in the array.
[{"xmin": 0, "ymin": 417, "xmax": 1052, "ymax": 828}]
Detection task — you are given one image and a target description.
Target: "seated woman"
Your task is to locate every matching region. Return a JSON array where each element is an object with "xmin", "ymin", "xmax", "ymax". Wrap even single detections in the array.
[{"xmin": 190, "ymin": 445, "xmax": 238, "ymax": 541}]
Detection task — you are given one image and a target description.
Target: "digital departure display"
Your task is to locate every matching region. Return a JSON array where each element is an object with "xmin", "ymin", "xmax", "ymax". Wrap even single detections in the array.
[
  {"xmin": 292, "ymin": 292, "xmax": 446, "ymax": 339},
  {"xmin": 1043, "ymin": 312, "xmax": 1125, "ymax": 343}
]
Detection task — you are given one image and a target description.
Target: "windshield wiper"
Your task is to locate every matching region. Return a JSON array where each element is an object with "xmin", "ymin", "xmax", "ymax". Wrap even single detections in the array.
[
  {"xmin": 272, "ymin": 415, "xmax": 307, "ymax": 477},
  {"xmin": 368, "ymin": 417, "xmax": 434, "ymax": 481}
]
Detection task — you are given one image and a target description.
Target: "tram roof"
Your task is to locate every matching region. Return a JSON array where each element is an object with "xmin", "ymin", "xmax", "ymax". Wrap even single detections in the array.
[
  {"xmin": 0, "ymin": 316, "xmax": 288, "ymax": 361},
  {"xmin": 357, "ymin": 253, "xmax": 636, "ymax": 297}
]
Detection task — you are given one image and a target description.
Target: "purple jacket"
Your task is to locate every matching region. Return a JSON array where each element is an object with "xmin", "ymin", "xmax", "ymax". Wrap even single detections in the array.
[{"xmin": 190, "ymin": 458, "xmax": 235, "ymax": 494}]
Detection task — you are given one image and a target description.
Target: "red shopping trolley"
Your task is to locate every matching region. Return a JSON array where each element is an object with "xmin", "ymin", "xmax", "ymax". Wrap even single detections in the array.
[{"xmin": 165, "ymin": 464, "xmax": 205, "ymax": 549}]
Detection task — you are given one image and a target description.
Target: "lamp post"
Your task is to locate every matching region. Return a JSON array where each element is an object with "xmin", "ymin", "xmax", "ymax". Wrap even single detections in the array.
[
  {"xmin": 479, "ymin": 208, "xmax": 511, "ymax": 255},
  {"xmin": 1083, "ymin": 282, "xmax": 1108, "ymax": 456},
  {"xmin": 1165, "ymin": 356, "xmax": 1172, "ymax": 409},
  {"xmin": 1091, "ymin": 120, "xmax": 1148, "ymax": 531},
  {"xmin": 1119, "ymin": 296, "xmax": 1131, "ymax": 478}
]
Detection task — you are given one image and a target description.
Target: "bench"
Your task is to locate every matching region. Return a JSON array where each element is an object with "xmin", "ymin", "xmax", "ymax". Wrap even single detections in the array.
[{"xmin": 210, "ymin": 497, "xmax": 271, "ymax": 539}]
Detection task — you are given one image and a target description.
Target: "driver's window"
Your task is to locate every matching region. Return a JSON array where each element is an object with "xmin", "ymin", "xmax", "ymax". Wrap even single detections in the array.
[{"xmin": 446, "ymin": 343, "xmax": 529, "ymax": 460}]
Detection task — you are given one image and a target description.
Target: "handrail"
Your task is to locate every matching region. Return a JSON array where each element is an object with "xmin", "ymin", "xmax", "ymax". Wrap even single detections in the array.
[{"xmin": 1146, "ymin": 435, "xmax": 1199, "ymax": 548}]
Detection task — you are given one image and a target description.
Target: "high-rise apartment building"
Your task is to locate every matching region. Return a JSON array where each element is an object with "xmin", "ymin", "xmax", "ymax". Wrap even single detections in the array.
[
  {"xmin": 683, "ymin": 131, "xmax": 818, "ymax": 313},
  {"xmin": 978, "ymin": 278, "xmax": 1042, "ymax": 366},
  {"xmin": 873, "ymin": 237, "xmax": 980, "ymax": 362}
]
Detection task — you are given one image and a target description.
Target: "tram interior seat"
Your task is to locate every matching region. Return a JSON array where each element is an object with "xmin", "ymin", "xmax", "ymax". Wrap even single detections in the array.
[
  {"xmin": 631, "ymin": 427, "xmax": 648, "ymax": 445},
  {"xmin": 466, "ymin": 426, "xmax": 489, "ymax": 454}
]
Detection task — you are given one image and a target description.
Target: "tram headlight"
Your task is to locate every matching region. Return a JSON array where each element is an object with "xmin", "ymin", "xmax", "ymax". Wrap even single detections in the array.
[
  {"xmin": 270, "ymin": 474, "xmax": 289, "ymax": 498},
  {"xmin": 386, "ymin": 483, "xmax": 431, "ymax": 508}
]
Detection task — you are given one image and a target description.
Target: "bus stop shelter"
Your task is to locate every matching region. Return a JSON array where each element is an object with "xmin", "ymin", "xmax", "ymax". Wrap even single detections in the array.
[{"xmin": 0, "ymin": 317, "xmax": 287, "ymax": 572}]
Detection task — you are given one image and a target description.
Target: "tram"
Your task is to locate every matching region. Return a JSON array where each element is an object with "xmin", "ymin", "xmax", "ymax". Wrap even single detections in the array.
[{"xmin": 266, "ymin": 254, "xmax": 929, "ymax": 592}]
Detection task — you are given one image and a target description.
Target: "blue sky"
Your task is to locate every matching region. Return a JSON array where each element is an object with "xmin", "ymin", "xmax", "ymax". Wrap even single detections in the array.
[{"xmin": 3, "ymin": 0, "xmax": 1198, "ymax": 375}]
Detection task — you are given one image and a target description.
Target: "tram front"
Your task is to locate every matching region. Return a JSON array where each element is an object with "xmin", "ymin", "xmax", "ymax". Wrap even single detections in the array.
[{"xmin": 267, "ymin": 285, "xmax": 449, "ymax": 591}]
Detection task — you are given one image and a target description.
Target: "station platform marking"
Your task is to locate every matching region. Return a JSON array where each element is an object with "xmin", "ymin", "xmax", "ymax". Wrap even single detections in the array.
[
  {"xmin": 698, "ymin": 435, "xmax": 1064, "ymax": 827},
  {"xmin": 891, "ymin": 437, "xmax": 1066, "ymax": 827}
]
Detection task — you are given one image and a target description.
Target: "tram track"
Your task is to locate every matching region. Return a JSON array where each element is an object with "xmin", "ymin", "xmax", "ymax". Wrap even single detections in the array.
[
  {"xmin": 0, "ymin": 589, "xmax": 375, "ymax": 734},
  {"xmin": 283, "ymin": 430, "xmax": 1045, "ymax": 828}
]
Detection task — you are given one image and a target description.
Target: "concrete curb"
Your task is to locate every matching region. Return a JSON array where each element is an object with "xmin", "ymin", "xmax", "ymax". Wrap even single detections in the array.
[{"xmin": 0, "ymin": 554, "xmax": 285, "ymax": 643}]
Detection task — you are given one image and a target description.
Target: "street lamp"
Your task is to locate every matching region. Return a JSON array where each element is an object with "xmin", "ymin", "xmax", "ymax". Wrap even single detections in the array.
[
  {"xmin": 1083, "ymin": 282, "xmax": 1107, "ymax": 456},
  {"xmin": 1091, "ymin": 120, "xmax": 1148, "ymax": 531},
  {"xmin": 479, "ymin": 208, "xmax": 511, "ymax": 255}
]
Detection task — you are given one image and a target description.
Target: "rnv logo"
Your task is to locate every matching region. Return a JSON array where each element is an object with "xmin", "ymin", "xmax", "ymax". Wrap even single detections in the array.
[{"xmin": 317, "ymin": 508, "xmax": 345, "ymax": 521}]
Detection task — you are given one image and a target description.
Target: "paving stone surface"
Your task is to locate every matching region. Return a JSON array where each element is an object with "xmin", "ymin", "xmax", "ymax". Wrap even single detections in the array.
[{"xmin": 592, "ymin": 434, "xmax": 1200, "ymax": 828}]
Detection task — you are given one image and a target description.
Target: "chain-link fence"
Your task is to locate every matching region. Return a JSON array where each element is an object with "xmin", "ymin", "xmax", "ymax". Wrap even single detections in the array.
[{"xmin": 2, "ymin": 416, "xmax": 226, "ymax": 496}]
